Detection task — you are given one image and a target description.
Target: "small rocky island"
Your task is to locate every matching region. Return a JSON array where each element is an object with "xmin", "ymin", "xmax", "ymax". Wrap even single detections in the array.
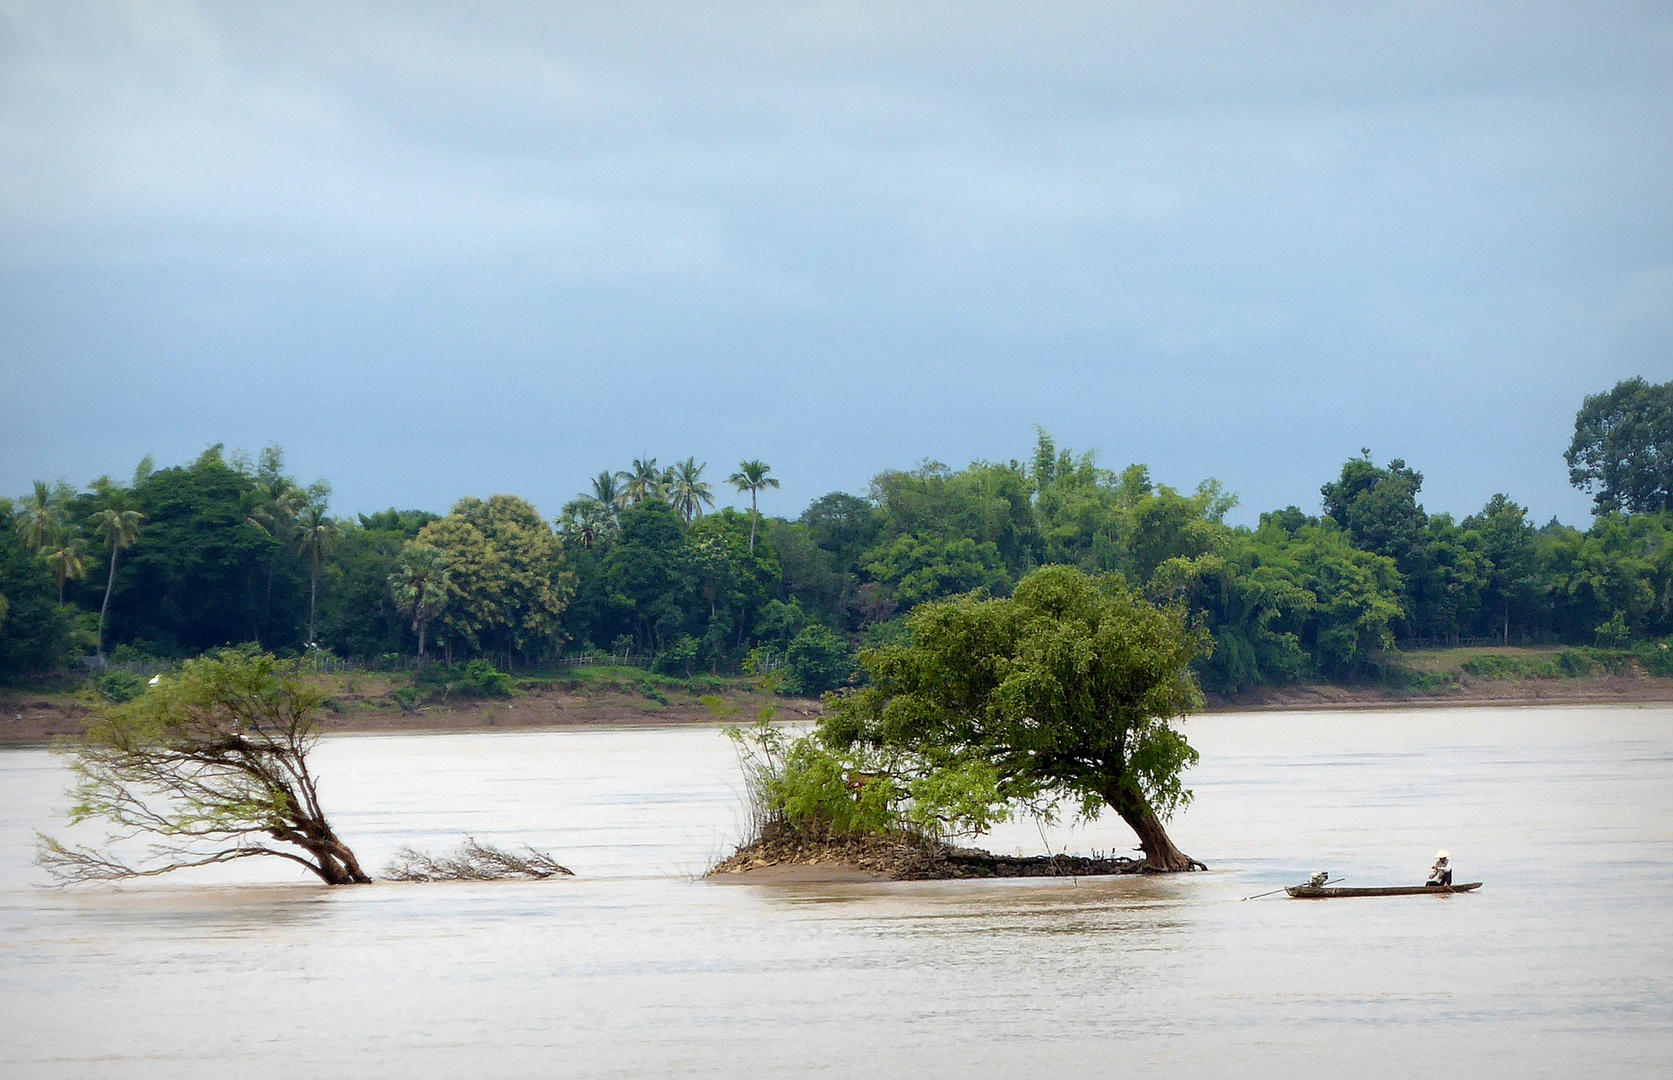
[{"xmin": 710, "ymin": 823, "xmax": 1147, "ymax": 881}]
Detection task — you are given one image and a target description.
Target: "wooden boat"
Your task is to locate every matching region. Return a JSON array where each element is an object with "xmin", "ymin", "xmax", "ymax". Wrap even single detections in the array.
[{"xmin": 1286, "ymin": 882, "xmax": 1482, "ymax": 898}]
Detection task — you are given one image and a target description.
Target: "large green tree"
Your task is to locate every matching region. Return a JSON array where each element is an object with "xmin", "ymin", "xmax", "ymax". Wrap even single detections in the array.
[
  {"xmin": 1567, "ymin": 377, "xmax": 1673, "ymax": 515},
  {"xmin": 419, "ymin": 495, "xmax": 574, "ymax": 663},
  {"xmin": 822, "ymin": 565, "xmax": 1207, "ymax": 871}
]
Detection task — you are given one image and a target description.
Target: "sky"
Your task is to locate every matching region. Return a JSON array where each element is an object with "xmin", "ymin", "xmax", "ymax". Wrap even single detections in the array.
[{"xmin": 2, "ymin": 1, "xmax": 1670, "ymax": 527}]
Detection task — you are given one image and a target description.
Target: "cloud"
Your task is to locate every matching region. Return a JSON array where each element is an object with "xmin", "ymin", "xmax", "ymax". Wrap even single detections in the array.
[{"xmin": 1, "ymin": 1, "xmax": 1669, "ymax": 525}]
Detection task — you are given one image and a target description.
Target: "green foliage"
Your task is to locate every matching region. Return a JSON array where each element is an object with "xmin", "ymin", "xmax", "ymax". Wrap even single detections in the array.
[
  {"xmin": 863, "ymin": 534, "xmax": 1012, "ymax": 606},
  {"xmin": 1635, "ymin": 640, "xmax": 1673, "ymax": 677},
  {"xmin": 906, "ymin": 759, "xmax": 1010, "ymax": 837},
  {"xmin": 654, "ymin": 635, "xmax": 700, "ymax": 676},
  {"xmin": 39, "ymin": 649, "xmax": 370, "ymax": 884},
  {"xmin": 822, "ymin": 565, "xmax": 1205, "ymax": 835},
  {"xmin": 1567, "ymin": 377, "xmax": 1673, "ymax": 515},
  {"xmin": 89, "ymin": 669, "xmax": 147, "ymax": 703},
  {"xmin": 1450, "ymin": 648, "xmax": 1610, "ymax": 680},
  {"xmin": 419, "ymin": 658, "xmax": 513, "ymax": 698},
  {"xmin": 779, "ymin": 624, "xmax": 853, "ymax": 696},
  {"xmin": 726, "ymin": 719, "xmax": 899, "ymax": 838},
  {"xmin": 419, "ymin": 495, "xmax": 574, "ymax": 661},
  {"xmin": 0, "ymin": 512, "xmax": 75, "ymax": 680},
  {"xmin": 9, "ymin": 403, "xmax": 1673, "ymax": 692}
]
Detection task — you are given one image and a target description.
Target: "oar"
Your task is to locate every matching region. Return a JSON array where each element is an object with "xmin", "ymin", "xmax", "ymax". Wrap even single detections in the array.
[{"xmin": 1241, "ymin": 876, "xmax": 1347, "ymax": 901}]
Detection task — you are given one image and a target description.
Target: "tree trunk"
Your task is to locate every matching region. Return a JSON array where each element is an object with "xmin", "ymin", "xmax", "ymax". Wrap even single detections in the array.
[
  {"xmin": 302, "ymin": 837, "xmax": 372, "ymax": 884},
  {"xmin": 307, "ymin": 554, "xmax": 319, "ymax": 646},
  {"xmin": 284, "ymin": 816, "xmax": 372, "ymax": 885},
  {"xmin": 1103, "ymin": 782, "xmax": 1205, "ymax": 872},
  {"xmin": 748, "ymin": 493, "xmax": 758, "ymax": 554},
  {"xmin": 416, "ymin": 619, "xmax": 427, "ymax": 672},
  {"xmin": 96, "ymin": 545, "xmax": 119, "ymax": 659}
]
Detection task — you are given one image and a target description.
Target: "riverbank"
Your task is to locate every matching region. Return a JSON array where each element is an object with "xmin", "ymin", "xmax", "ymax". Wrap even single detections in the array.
[
  {"xmin": 5, "ymin": 670, "xmax": 1672, "ymax": 746},
  {"xmin": 1204, "ymin": 671, "xmax": 1673, "ymax": 712},
  {"xmin": 0, "ymin": 673, "xmax": 827, "ymax": 745}
]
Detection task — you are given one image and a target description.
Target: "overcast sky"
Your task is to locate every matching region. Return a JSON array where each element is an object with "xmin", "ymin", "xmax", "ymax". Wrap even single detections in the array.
[{"xmin": 2, "ymin": 1, "xmax": 1669, "ymax": 526}]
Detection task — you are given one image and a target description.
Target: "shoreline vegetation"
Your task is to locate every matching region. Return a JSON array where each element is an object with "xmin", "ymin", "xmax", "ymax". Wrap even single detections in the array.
[{"xmin": 4, "ymin": 653, "xmax": 1673, "ymax": 746}]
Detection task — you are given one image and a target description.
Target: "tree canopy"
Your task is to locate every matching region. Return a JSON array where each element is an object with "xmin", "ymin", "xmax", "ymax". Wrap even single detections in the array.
[
  {"xmin": 1567, "ymin": 377, "xmax": 1673, "ymax": 515},
  {"xmin": 4, "ymin": 376, "xmax": 1673, "ymax": 692},
  {"xmin": 819, "ymin": 565, "xmax": 1206, "ymax": 870}
]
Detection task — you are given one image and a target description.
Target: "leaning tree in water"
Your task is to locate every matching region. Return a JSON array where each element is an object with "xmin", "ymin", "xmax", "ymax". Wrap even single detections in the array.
[
  {"xmin": 821, "ymin": 565, "xmax": 1208, "ymax": 871},
  {"xmin": 38, "ymin": 650, "xmax": 371, "ymax": 885}
]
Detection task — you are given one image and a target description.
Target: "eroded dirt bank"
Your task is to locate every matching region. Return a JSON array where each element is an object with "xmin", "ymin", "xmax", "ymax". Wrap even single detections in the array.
[{"xmin": 0, "ymin": 685, "xmax": 825, "ymax": 746}]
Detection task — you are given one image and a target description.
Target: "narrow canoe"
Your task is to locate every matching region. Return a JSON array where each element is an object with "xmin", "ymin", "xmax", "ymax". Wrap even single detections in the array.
[{"xmin": 1285, "ymin": 882, "xmax": 1482, "ymax": 899}]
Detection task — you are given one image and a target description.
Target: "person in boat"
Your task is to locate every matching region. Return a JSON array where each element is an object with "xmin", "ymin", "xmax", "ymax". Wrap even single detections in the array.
[{"xmin": 1426, "ymin": 850, "xmax": 1453, "ymax": 887}]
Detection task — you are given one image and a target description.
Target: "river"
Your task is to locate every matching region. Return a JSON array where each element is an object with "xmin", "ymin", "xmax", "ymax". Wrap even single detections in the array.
[{"xmin": 2, "ymin": 705, "xmax": 1669, "ymax": 1077}]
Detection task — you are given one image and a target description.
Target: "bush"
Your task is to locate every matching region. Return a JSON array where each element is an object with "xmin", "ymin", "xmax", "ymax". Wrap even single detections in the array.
[
  {"xmin": 653, "ymin": 636, "xmax": 699, "ymax": 677},
  {"xmin": 419, "ymin": 659, "xmax": 513, "ymax": 698},
  {"xmin": 90, "ymin": 670, "xmax": 147, "ymax": 703},
  {"xmin": 779, "ymin": 625, "xmax": 854, "ymax": 696},
  {"xmin": 1634, "ymin": 640, "xmax": 1673, "ymax": 677},
  {"xmin": 1555, "ymin": 649, "xmax": 1595, "ymax": 678},
  {"xmin": 1460, "ymin": 653, "xmax": 1528, "ymax": 680}
]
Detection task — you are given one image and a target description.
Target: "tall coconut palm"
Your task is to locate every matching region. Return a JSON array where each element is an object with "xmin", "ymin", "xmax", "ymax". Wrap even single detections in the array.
[
  {"xmin": 727, "ymin": 460, "xmax": 779, "ymax": 554},
  {"xmin": 620, "ymin": 458, "xmax": 664, "ymax": 505},
  {"xmin": 43, "ymin": 538, "xmax": 89, "ymax": 604},
  {"xmin": 589, "ymin": 470, "xmax": 626, "ymax": 514},
  {"xmin": 241, "ymin": 472, "xmax": 306, "ymax": 643},
  {"xmin": 390, "ymin": 541, "xmax": 450, "ymax": 670},
  {"xmin": 668, "ymin": 457, "xmax": 715, "ymax": 525},
  {"xmin": 15, "ymin": 480, "xmax": 62, "ymax": 553},
  {"xmin": 89, "ymin": 506, "xmax": 144, "ymax": 659},
  {"xmin": 296, "ymin": 486, "xmax": 336, "ymax": 647}
]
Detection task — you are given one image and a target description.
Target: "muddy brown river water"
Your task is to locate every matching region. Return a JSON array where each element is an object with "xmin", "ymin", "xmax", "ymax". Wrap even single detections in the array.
[{"xmin": 2, "ymin": 706, "xmax": 1669, "ymax": 1077}]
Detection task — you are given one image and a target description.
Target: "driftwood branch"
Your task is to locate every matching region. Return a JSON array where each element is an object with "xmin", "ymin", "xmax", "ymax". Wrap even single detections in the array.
[{"xmin": 384, "ymin": 837, "xmax": 574, "ymax": 881}]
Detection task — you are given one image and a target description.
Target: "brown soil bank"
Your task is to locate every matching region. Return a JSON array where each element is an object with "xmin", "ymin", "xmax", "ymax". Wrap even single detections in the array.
[
  {"xmin": 708, "ymin": 824, "xmax": 1149, "ymax": 881},
  {"xmin": 0, "ymin": 680, "xmax": 824, "ymax": 746}
]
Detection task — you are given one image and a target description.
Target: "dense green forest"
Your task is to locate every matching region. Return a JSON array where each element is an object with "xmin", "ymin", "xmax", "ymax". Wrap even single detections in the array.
[{"xmin": 3, "ymin": 377, "xmax": 1671, "ymax": 693}]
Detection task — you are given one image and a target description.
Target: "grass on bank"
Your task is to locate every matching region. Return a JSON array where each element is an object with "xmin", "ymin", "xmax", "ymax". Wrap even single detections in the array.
[{"xmin": 1380, "ymin": 641, "xmax": 1673, "ymax": 694}]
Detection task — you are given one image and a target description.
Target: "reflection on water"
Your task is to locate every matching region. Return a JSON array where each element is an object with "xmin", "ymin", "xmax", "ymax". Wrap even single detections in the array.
[{"xmin": 1, "ymin": 707, "xmax": 1670, "ymax": 1078}]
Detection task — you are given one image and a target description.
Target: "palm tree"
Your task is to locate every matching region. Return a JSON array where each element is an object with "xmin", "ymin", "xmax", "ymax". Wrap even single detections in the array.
[
  {"xmin": 728, "ymin": 460, "xmax": 780, "ymax": 554},
  {"xmin": 43, "ymin": 538, "xmax": 89, "ymax": 604},
  {"xmin": 620, "ymin": 458, "xmax": 664, "ymax": 506},
  {"xmin": 668, "ymin": 457, "xmax": 715, "ymax": 525},
  {"xmin": 241, "ymin": 471, "xmax": 305, "ymax": 644},
  {"xmin": 390, "ymin": 541, "xmax": 450, "ymax": 670},
  {"xmin": 15, "ymin": 480, "xmax": 62, "ymax": 553},
  {"xmin": 89, "ymin": 506, "xmax": 144, "ymax": 659},
  {"xmin": 296, "ymin": 486, "xmax": 336, "ymax": 646},
  {"xmin": 589, "ymin": 470, "xmax": 626, "ymax": 514}
]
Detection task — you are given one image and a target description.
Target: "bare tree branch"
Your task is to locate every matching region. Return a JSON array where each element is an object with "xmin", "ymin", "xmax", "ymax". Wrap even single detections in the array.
[{"xmin": 384, "ymin": 838, "xmax": 574, "ymax": 881}]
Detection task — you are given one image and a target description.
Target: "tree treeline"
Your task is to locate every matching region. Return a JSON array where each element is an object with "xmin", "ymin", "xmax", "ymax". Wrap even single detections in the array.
[{"xmin": 4, "ymin": 378, "xmax": 1671, "ymax": 691}]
